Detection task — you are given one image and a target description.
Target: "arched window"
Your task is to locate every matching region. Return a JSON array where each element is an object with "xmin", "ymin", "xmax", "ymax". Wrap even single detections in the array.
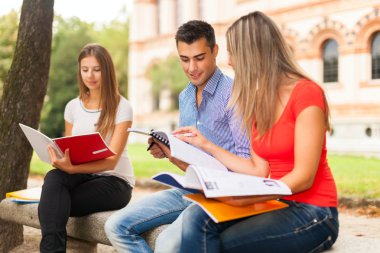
[
  {"xmin": 323, "ymin": 39, "xmax": 339, "ymax": 83},
  {"xmin": 372, "ymin": 32, "xmax": 380, "ymax": 79}
]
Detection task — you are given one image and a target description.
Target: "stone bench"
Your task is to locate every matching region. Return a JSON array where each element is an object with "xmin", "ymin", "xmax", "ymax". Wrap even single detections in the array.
[{"xmin": 0, "ymin": 198, "xmax": 167, "ymax": 252}]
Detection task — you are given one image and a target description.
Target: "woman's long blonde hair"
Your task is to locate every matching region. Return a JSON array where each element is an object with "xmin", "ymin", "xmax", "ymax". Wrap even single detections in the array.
[
  {"xmin": 226, "ymin": 11, "xmax": 330, "ymax": 140},
  {"xmin": 77, "ymin": 43, "xmax": 120, "ymax": 137}
]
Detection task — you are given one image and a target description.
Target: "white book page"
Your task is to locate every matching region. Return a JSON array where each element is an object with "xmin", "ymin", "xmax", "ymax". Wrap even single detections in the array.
[
  {"xmin": 128, "ymin": 128, "xmax": 168, "ymax": 140},
  {"xmin": 19, "ymin": 123, "xmax": 62, "ymax": 164},
  {"xmin": 168, "ymin": 134, "xmax": 227, "ymax": 171},
  {"xmin": 187, "ymin": 166, "xmax": 292, "ymax": 198},
  {"xmin": 184, "ymin": 168, "xmax": 203, "ymax": 190},
  {"xmin": 127, "ymin": 128, "xmax": 151, "ymax": 136}
]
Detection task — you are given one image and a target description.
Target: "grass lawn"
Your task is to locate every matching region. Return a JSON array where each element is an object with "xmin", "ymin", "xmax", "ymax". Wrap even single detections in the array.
[
  {"xmin": 30, "ymin": 143, "xmax": 182, "ymax": 178},
  {"xmin": 328, "ymin": 155, "xmax": 380, "ymax": 199},
  {"xmin": 30, "ymin": 144, "xmax": 380, "ymax": 199}
]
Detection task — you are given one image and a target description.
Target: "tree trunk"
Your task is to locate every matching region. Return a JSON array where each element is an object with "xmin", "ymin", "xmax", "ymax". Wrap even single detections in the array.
[{"xmin": 0, "ymin": 0, "xmax": 54, "ymax": 251}]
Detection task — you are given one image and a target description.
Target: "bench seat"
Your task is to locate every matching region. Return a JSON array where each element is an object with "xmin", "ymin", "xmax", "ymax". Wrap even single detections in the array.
[{"xmin": 0, "ymin": 198, "xmax": 167, "ymax": 252}]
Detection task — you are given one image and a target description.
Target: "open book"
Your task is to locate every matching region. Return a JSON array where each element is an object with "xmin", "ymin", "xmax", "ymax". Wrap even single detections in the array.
[
  {"xmin": 20, "ymin": 123, "xmax": 115, "ymax": 165},
  {"xmin": 155, "ymin": 166, "xmax": 291, "ymax": 222},
  {"xmin": 130, "ymin": 127, "xmax": 291, "ymax": 221},
  {"xmin": 6, "ymin": 187, "xmax": 41, "ymax": 203},
  {"xmin": 129, "ymin": 128, "xmax": 291, "ymax": 197},
  {"xmin": 154, "ymin": 165, "xmax": 292, "ymax": 198},
  {"xmin": 184, "ymin": 193, "xmax": 288, "ymax": 223}
]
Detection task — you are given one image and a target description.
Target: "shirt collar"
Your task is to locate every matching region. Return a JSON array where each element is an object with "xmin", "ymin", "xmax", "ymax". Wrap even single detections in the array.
[{"xmin": 189, "ymin": 67, "xmax": 222, "ymax": 96}]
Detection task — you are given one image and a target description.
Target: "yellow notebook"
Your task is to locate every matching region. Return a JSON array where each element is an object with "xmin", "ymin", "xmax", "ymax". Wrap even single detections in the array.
[
  {"xmin": 6, "ymin": 187, "xmax": 41, "ymax": 203},
  {"xmin": 184, "ymin": 193, "xmax": 288, "ymax": 223}
]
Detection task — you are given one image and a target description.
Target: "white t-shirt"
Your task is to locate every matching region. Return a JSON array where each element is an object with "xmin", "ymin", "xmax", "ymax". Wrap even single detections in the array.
[{"xmin": 64, "ymin": 96, "xmax": 135, "ymax": 187}]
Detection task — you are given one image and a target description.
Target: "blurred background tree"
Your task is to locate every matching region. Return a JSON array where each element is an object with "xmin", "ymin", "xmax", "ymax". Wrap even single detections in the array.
[
  {"xmin": 147, "ymin": 54, "xmax": 187, "ymax": 110},
  {"xmin": 40, "ymin": 16, "xmax": 95, "ymax": 137},
  {"xmin": 0, "ymin": 10, "xmax": 19, "ymax": 96},
  {"xmin": 97, "ymin": 20, "xmax": 130, "ymax": 98},
  {"xmin": 0, "ymin": 0, "xmax": 54, "ymax": 250}
]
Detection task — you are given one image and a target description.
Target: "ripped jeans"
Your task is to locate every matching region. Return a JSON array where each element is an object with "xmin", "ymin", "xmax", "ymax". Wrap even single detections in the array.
[{"xmin": 180, "ymin": 200, "xmax": 339, "ymax": 253}]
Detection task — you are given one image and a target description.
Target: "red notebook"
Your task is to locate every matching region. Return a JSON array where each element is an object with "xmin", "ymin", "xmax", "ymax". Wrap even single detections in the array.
[
  {"xmin": 53, "ymin": 133, "xmax": 115, "ymax": 165},
  {"xmin": 19, "ymin": 123, "xmax": 115, "ymax": 165}
]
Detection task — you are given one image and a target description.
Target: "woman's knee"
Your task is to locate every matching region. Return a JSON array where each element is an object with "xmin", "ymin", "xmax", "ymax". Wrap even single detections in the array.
[{"xmin": 43, "ymin": 169, "xmax": 68, "ymax": 186}]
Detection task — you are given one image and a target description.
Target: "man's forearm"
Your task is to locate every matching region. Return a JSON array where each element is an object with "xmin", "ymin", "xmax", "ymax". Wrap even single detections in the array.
[{"xmin": 169, "ymin": 157, "xmax": 189, "ymax": 172}]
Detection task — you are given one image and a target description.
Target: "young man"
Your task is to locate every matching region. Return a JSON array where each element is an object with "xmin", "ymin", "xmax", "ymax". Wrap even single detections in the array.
[{"xmin": 104, "ymin": 20, "xmax": 250, "ymax": 253}]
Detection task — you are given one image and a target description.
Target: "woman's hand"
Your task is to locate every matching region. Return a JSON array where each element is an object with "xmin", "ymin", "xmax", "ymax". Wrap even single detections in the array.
[
  {"xmin": 215, "ymin": 195, "xmax": 277, "ymax": 206},
  {"xmin": 215, "ymin": 196, "xmax": 259, "ymax": 206},
  {"xmin": 251, "ymin": 150, "xmax": 270, "ymax": 177},
  {"xmin": 172, "ymin": 126, "xmax": 210, "ymax": 151},
  {"xmin": 48, "ymin": 145, "xmax": 74, "ymax": 174}
]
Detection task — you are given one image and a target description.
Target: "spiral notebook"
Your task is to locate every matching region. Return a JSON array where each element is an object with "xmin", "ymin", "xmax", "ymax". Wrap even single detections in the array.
[
  {"xmin": 127, "ymin": 128, "xmax": 170, "ymax": 148},
  {"xmin": 128, "ymin": 127, "xmax": 228, "ymax": 173}
]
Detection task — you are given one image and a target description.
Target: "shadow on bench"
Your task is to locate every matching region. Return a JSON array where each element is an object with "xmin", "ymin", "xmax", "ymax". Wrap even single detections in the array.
[{"xmin": 0, "ymin": 199, "xmax": 167, "ymax": 252}]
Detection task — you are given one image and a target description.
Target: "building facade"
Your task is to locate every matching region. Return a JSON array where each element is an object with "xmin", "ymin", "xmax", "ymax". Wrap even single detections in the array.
[{"xmin": 129, "ymin": 0, "xmax": 380, "ymax": 157}]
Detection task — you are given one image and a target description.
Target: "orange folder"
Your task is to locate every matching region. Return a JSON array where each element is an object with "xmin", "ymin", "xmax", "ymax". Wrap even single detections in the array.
[{"xmin": 184, "ymin": 193, "xmax": 288, "ymax": 223}]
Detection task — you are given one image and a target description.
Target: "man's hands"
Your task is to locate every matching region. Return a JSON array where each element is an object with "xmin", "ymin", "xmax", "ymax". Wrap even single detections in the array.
[
  {"xmin": 147, "ymin": 137, "xmax": 189, "ymax": 171},
  {"xmin": 147, "ymin": 137, "xmax": 171, "ymax": 159}
]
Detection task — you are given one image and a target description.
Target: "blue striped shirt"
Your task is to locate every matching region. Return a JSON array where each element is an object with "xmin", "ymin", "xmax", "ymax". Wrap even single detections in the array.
[{"xmin": 179, "ymin": 67, "xmax": 250, "ymax": 158}]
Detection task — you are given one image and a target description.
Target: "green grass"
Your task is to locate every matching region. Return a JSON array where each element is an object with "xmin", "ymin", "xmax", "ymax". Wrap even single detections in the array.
[
  {"xmin": 30, "ymin": 143, "xmax": 182, "ymax": 179},
  {"xmin": 328, "ymin": 155, "xmax": 380, "ymax": 199},
  {"xmin": 30, "ymin": 145, "xmax": 380, "ymax": 199},
  {"xmin": 127, "ymin": 143, "xmax": 183, "ymax": 178}
]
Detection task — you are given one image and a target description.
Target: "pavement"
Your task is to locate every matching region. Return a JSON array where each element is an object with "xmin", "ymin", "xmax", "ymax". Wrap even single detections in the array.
[{"xmin": 6, "ymin": 176, "xmax": 380, "ymax": 253}]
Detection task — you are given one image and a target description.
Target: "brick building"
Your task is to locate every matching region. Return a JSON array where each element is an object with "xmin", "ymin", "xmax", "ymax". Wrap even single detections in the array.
[{"xmin": 128, "ymin": 0, "xmax": 380, "ymax": 157}]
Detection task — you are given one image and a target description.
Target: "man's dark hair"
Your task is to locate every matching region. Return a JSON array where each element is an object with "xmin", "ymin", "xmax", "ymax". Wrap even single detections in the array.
[{"xmin": 175, "ymin": 20, "xmax": 216, "ymax": 51}]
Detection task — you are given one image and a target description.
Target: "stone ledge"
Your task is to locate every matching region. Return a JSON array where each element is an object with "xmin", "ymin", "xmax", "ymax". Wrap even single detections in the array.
[{"xmin": 0, "ymin": 198, "xmax": 167, "ymax": 251}]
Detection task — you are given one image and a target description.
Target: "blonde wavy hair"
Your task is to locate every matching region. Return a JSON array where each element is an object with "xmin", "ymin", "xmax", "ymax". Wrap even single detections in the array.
[
  {"xmin": 226, "ymin": 11, "xmax": 330, "ymax": 140},
  {"xmin": 77, "ymin": 43, "xmax": 120, "ymax": 137}
]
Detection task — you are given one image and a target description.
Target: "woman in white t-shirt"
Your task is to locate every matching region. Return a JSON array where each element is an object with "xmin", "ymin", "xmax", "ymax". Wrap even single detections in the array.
[{"xmin": 38, "ymin": 43, "xmax": 134, "ymax": 252}]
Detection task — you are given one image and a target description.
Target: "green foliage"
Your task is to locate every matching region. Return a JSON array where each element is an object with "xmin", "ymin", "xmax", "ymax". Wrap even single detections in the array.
[
  {"xmin": 40, "ymin": 16, "xmax": 95, "ymax": 137},
  {"xmin": 96, "ymin": 20, "xmax": 130, "ymax": 97},
  {"xmin": 147, "ymin": 55, "xmax": 188, "ymax": 109},
  {"xmin": 0, "ymin": 11, "xmax": 19, "ymax": 96}
]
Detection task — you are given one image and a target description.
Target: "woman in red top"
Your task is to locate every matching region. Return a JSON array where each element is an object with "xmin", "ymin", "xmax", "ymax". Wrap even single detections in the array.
[{"xmin": 174, "ymin": 11, "xmax": 339, "ymax": 253}]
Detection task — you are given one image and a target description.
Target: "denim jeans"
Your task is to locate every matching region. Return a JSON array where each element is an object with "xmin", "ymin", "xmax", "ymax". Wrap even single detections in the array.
[
  {"xmin": 180, "ymin": 200, "xmax": 339, "ymax": 253},
  {"xmin": 104, "ymin": 188, "xmax": 191, "ymax": 253}
]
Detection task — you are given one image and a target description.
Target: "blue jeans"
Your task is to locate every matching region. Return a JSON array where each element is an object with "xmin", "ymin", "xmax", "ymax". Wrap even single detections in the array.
[
  {"xmin": 180, "ymin": 200, "xmax": 339, "ymax": 253},
  {"xmin": 104, "ymin": 188, "xmax": 191, "ymax": 253}
]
